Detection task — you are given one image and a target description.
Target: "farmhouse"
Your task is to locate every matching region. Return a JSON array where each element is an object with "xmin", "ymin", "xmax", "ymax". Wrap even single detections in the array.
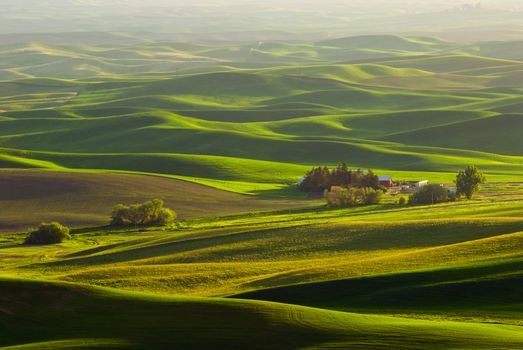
[
  {"xmin": 378, "ymin": 176, "xmax": 393, "ymax": 188},
  {"xmin": 297, "ymin": 176, "xmax": 306, "ymax": 185},
  {"xmin": 414, "ymin": 180, "xmax": 429, "ymax": 188}
]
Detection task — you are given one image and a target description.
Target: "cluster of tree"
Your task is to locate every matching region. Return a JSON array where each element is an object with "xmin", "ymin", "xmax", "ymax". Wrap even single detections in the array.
[
  {"xmin": 410, "ymin": 166, "xmax": 486, "ymax": 205},
  {"xmin": 24, "ymin": 222, "xmax": 71, "ymax": 245},
  {"xmin": 111, "ymin": 199, "xmax": 176, "ymax": 227},
  {"xmin": 325, "ymin": 186, "xmax": 384, "ymax": 207},
  {"xmin": 299, "ymin": 163, "xmax": 380, "ymax": 192}
]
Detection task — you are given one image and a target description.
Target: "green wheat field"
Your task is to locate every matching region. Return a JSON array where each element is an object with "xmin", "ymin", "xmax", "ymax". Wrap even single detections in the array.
[{"xmin": 1, "ymin": 1, "xmax": 522, "ymax": 349}]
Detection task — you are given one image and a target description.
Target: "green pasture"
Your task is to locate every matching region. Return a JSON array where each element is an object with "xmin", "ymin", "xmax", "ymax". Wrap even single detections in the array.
[
  {"xmin": 2, "ymin": 186, "xmax": 523, "ymax": 348},
  {"xmin": 2, "ymin": 278, "xmax": 523, "ymax": 350},
  {"xmin": 1, "ymin": 34, "xmax": 523, "ymax": 349}
]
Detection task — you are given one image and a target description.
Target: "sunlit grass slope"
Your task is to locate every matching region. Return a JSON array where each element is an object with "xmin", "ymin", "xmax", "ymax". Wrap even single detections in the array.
[
  {"xmin": 2, "ymin": 278, "xmax": 523, "ymax": 350},
  {"xmin": 235, "ymin": 256, "xmax": 523, "ymax": 323},
  {"xmin": 36, "ymin": 218, "xmax": 523, "ymax": 298},
  {"xmin": 1, "ymin": 180, "xmax": 523, "ymax": 348},
  {"xmin": 0, "ymin": 35, "xmax": 522, "ymax": 194},
  {"xmin": 3, "ymin": 181, "xmax": 523, "ymax": 299},
  {"xmin": 0, "ymin": 169, "xmax": 311, "ymax": 232},
  {"xmin": 1, "ymin": 33, "xmax": 523, "ymax": 350}
]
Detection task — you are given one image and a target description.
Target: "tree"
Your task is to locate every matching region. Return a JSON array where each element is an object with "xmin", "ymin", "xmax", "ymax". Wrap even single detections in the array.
[
  {"xmin": 330, "ymin": 162, "xmax": 351, "ymax": 187},
  {"xmin": 325, "ymin": 186, "xmax": 383, "ymax": 207},
  {"xmin": 325, "ymin": 186, "xmax": 360, "ymax": 207},
  {"xmin": 456, "ymin": 165, "xmax": 486, "ymax": 199},
  {"xmin": 410, "ymin": 184, "xmax": 449, "ymax": 205},
  {"xmin": 361, "ymin": 170, "xmax": 380, "ymax": 190},
  {"xmin": 299, "ymin": 164, "xmax": 384, "ymax": 193},
  {"xmin": 110, "ymin": 204, "xmax": 128, "ymax": 226},
  {"xmin": 110, "ymin": 199, "xmax": 177, "ymax": 226},
  {"xmin": 350, "ymin": 169, "xmax": 365, "ymax": 188},
  {"xmin": 24, "ymin": 222, "xmax": 71, "ymax": 245},
  {"xmin": 299, "ymin": 166, "xmax": 330, "ymax": 192},
  {"xmin": 363, "ymin": 188, "xmax": 384, "ymax": 205},
  {"xmin": 157, "ymin": 207, "xmax": 176, "ymax": 225}
]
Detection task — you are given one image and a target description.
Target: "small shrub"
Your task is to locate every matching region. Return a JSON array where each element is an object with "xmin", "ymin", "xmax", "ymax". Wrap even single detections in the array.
[
  {"xmin": 111, "ymin": 199, "xmax": 177, "ymax": 226},
  {"xmin": 398, "ymin": 196, "xmax": 408, "ymax": 205},
  {"xmin": 410, "ymin": 184, "xmax": 449, "ymax": 205},
  {"xmin": 24, "ymin": 222, "xmax": 71, "ymax": 245}
]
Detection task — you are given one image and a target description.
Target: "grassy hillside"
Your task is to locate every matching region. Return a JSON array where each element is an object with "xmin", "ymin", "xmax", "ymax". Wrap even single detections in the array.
[
  {"xmin": 235, "ymin": 256, "xmax": 523, "ymax": 323},
  {"xmin": 2, "ymin": 181, "xmax": 523, "ymax": 298},
  {"xmin": 0, "ymin": 169, "xmax": 311, "ymax": 232},
  {"xmin": 383, "ymin": 113, "xmax": 523, "ymax": 155},
  {"xmin": 1, "ymin": 35, "xmax": 522, "ymax": 195},
  {"xmin": 2, "ymin": 186, "xmax": 523, "ymax": 347},
  {"xmin": 3, "ymin": 278, "xmax": 523, "ymax": 350},
  {"xmin": 1, "ymin": 34, "xmax": 523, "ymax": 349}
]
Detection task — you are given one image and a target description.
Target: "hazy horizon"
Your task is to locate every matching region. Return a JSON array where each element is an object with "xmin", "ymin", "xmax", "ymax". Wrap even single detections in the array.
[{"xmin": 2, "ymin": 0, "xmax": 522, "ymax": 42}]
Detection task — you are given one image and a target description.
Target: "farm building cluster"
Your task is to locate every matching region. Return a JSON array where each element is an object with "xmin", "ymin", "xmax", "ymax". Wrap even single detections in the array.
[
  {"xmin": 377, "ymin": 176, "xmax": 457, "ymax": 196},
  {"xmin": 297, "ymin": 164, "xmax": 458, "ymax": 196},
  {"xmin": 380, "ymin": 177, "xmax": 429, "ymax": 194}
]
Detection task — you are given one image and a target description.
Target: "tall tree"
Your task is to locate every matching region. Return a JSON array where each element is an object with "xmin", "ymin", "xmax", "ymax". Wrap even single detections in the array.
[
  {"xmin": 361, "ymin": 170, "xmax": 380, "ymax": 190},
  {"xmin": 330, "ymin": 162, "xmax": 350, "ymax": 187},
  {"xmin": 456, "ymin": 165, "xmax": 486, "ymax": 199}
]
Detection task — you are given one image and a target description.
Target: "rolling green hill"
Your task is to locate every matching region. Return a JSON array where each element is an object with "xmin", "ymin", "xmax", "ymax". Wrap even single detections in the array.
[
  {"xmin": 1, "ymin": 35, "xmax": 522, "ymax": 197},
  {"xmin": 235, "ymin": 256, "xmax": 523, "ymax": 322},
  {"xmin": 2, "ymin": 183, "xmax": 523, "ymax": 348},
  {"xmin": 3, "ymin": 181, "xmax": 523, "ymax": 298},
  {"xmin": 0, "ymin": 169, "xmax": 311, "ymax": 232},
  {"xmin": 1, "ymin": 34, "xmax": 523, "ymax": 349},
  {"xmin": 3, "ymin": 278, "xmax": 523, "ymax": 350}
]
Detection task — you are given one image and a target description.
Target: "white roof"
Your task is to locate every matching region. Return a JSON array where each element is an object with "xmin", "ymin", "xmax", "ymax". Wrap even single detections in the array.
[{"xmin": 378, "ymin": 176, "xmax": 392, "ymax": 181}]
